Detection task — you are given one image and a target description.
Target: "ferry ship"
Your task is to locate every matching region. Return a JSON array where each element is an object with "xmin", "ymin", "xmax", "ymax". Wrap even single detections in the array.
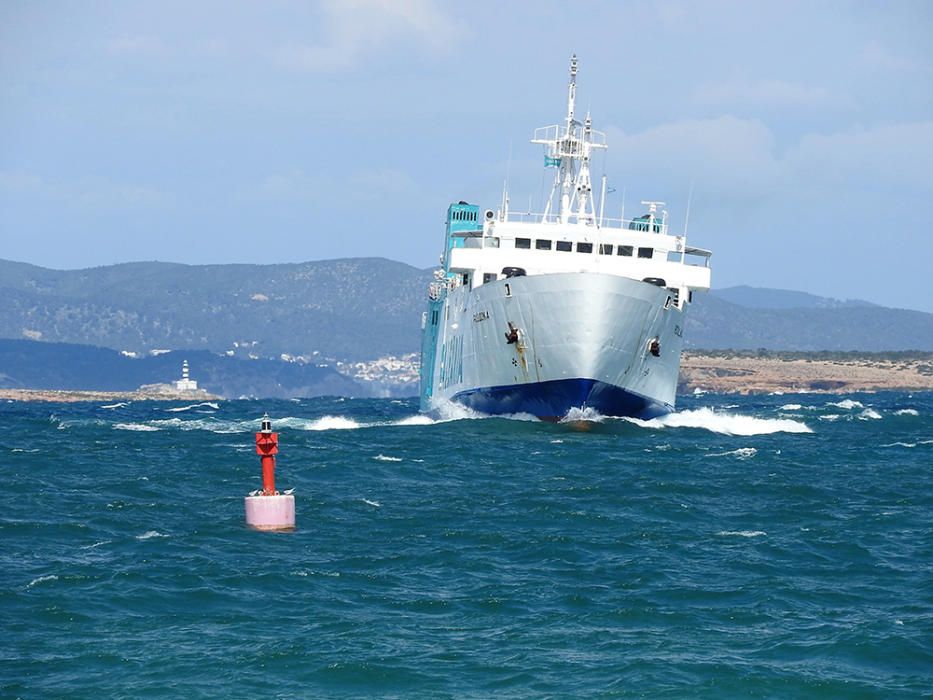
[{"xmin": 419, "ymin": 56, "xmax": 711, "ymax": 420}]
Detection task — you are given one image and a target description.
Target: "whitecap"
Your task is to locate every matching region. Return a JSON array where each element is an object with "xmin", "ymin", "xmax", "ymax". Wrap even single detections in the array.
[
  {"xmin": 80, "ymin": 540, "xmax": 111, "ymax": 550},
  {"xmin": 693, "ymin": 388, "xmax": 707, "ymax": 395},
  {"xmin": 165, "ymin": 402, "xmax": 220, "ymax": 413},
  {"xmin": 114, "ymin": 423, "xmax": 160, "ymax": 432},
  {"xmin": 361, "ymin": 499, "xmax": 381, "ymax": 508},
  {"xmin": 881, "ymin": 442, "xmax": 916, "ymax": 448},
  {"xmin": 561, "ymin": 407, "xmax": 605, "ymax": 423},
  {"xmin": 26, "ymin": 574, "xmax": 58, "ymax": 589},
  {"xmin": 780, "ymin": 404, "xmax": 803, "ymax": 411},
  {"xmin": 717, "ymin": 530, "xmax": 766, "ymax": 537},
  {"xmin": 373, "ymin": 454, "xmax": 402, "ymax": 462},
  {"xmin": 894, "ymin": 409, "xmax": 919, "ymax": 416},
  {"xmin": 828, "ymin": 399, "xmax": 863, "ymax": 410},
  {"xmin": 135, "ymin": 530, "xmax": 167, "ymax": 540},
  {"xmin": 100, "ymin": 402, "xmax": 129, "ymax": 409},
  {"xmin": 304, "ymin": 415, "xmax": 362, "ymax": 431},
  {"xmin": 11, "ymin": 448, "xmax": 40, "ymax": 453},
  {"xmin": 707, "ymin": 447, "xmax": 758, "ymax": 460},
  {"xmin": 627, "ymin": 408, "xmax": 812, "ymax": 436},
  {"xmin": 819, "ymin": 414, "xmax": 841, "ymax": 422},
  {"xmin": 859, "ymin": 408, "xmax": 883, "ymax": 420},
  {"xmin": 393, "ymin": 415, "xmax": 435, "ymax": 426},
  {"xmin": 550, "ymin": 439, "xmax": 564, "ymax": 444}
]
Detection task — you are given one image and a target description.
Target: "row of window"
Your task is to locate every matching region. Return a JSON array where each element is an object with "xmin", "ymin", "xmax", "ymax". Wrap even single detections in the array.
[
  {"xmin": 514, "ymin": 238, "xmax": 654, "ymax": 259},
  {"xmin": 450, "ymin": 209, "xmax": 477, "ymax": 222}
]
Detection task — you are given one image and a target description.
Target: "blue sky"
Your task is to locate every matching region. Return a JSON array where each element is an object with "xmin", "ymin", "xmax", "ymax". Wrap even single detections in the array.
[{"xmin": 2, "ymin": 1, "xmax": 932, "ymax": 310}]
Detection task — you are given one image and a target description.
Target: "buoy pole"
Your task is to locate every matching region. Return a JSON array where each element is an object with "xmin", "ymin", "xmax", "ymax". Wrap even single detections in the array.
[{"xmin": 244, "ymin": 414, "xmax": 295, "ymax": 532}]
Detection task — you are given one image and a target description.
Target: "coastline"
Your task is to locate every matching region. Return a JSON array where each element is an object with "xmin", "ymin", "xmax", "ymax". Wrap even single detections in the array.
[
  {"xmin": 0, "ymin": 384, "xmax": 221, "ymax": 404},
  {"xmin": 680, "ymin": 351, "xmax": 933, "ymax": 395},
  {"xmin": 2, "ymin": 352, "xmax": 932, "ymax": 402}
]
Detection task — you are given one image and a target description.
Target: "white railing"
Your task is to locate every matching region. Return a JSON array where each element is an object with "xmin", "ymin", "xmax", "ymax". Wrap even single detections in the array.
[{"xmin": 500, "ymin": 209, "xmax": 669, "ymax": 234}]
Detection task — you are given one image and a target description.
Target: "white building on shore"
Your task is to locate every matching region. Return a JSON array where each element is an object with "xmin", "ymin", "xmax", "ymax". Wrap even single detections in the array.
[{"xmin": 174, "ymin": 360, "xmax": 198, "ymax": 392}]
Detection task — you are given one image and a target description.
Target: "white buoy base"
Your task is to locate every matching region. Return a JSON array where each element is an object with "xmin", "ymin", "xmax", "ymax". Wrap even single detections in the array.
[{"xmin": 245, "ymin": 494, "xmax": 295, "ymax": 531}]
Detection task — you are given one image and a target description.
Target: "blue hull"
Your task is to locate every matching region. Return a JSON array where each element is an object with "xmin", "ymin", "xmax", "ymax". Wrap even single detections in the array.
[{"xmin": 453, "ymin": 378, "xmax": 672, "ymax": 420}]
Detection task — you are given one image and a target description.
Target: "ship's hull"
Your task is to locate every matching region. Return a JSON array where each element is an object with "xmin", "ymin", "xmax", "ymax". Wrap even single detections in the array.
[{"xmin": 421, "ymin": 272, "xmax": 686, "ymax": 420}]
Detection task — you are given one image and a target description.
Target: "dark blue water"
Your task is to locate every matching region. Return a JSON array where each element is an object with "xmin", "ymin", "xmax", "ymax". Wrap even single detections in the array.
[{"xmin": 2, "ymin": 393, "xmax": 931, "ymax": 698}]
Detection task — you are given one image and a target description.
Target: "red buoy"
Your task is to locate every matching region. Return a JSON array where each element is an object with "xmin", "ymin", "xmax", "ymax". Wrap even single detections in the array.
[
  {"xmin": 244, "ymin": 413, "xmax": 295, "ymax": 531},
  {"xmin": 255, "ymin": 417, "xmax": 279, "ymax": 495}
]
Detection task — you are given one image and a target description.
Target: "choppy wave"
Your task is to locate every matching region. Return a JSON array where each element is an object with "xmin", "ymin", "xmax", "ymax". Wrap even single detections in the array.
[
  {"xmin": 859, "ymin": 408, "xmax": 883, "ymax": 420},
  {"xmin": 114, "ymin": 423, "xmax": 160, "ymax": 432},
  {"xmin": 561, "ymin": 407, "xmax": 606, "ymax": 423},
  {"xmin": 26, "ymin": 574, "xmax": 59, "ymax": 589},
  {"xmin": 165, "ymin": 402, "xmax": 220, "ymax": 412},
  {"xmin": 373, "ymin": 454, "xmax": 402, "ymax": 462},
  {"xmin": 780, "ymin": 403, "xmax": 803, "ymax": 411},
  {"xmin": 628, "ymin": 408, "xmax": 812, "ymax": 436},
  {"xmin": 707, "ymin": 447, "xmax": 758, "ymax": 460},
  {"xmin": 717, "ymin": 530, "xmax": 767, "ymax": 538},
  {"xmin": 894, "ymin": 408, "xmax": 919, "ymax": 416},
  {"xmin": 100, "ymin": 402, "xmax": 130, "ymax": 409},
  {"xmin": 828, "ymin": 399, "xmax": 864, "ymax": 410},
  {"xmin": 135, "ymin": 530, "xmax": 167, "ymax": 540}
]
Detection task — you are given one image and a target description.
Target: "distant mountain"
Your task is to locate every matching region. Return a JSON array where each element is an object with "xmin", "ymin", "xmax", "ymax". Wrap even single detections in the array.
[
  {"xmin": 2, "ymin": 258, "xmax": 932, "ymax": 358},
  {"xmin": 710, "ymin": 285, "xmax": 878, "ymax": 310},
  {"xmin": 0, "ymin": 258, "xmax": 430, "ymax": 362},
  {"xmin": 0, "ymin": 339, "xmax": 364, "ymax": 399}
]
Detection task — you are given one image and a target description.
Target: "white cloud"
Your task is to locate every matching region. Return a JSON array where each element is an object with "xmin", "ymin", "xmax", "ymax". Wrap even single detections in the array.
[
  {"xmin": 861, "ymin": 39, "xmax": 917, "ymax": 72},
  {"xmin": 785, "ymin": 121, "xmax": 933, "ymax": 189},
  {"xmin": 694, "ymin": 78, "xmax": 840, "ymax": 108},
  {"xmin": 107, "ymin": 34, "xmax": 169, "ymax": 58},
  {"xmin": 0, "ymin": 171, "xmax": 43, "ymax": 193},
  {"xmin": 273, "ymin": 0, "xmax": 459, "ymax": 72}
]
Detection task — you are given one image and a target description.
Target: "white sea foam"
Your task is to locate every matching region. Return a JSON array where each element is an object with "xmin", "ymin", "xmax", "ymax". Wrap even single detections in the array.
[
  {"xmin": 780, "ymin": 404, "xmax": 803, "ymax": 411},
  {"xmin": 361, "ymin": 499, "xmax": 381, "ymax": 508},
  {"xmin": 114, "ymin": 422, "xmax": 160, "ymax": 432},
  {"xmin": 80, "ymin": 540, "xmax": 111, "ymax": 550},
  {"xmin": 707, "ymin": 447, "xmax": 758, "ymax": 460},
  {"xmin": 303, "ymin": 415, "xmax": 362, "ymax": 431},
  {"xmin": 881, "ymin": 442, "xmax": 917, "ymax": 448},
  {"xmin": 11, "ymin": 448, "xmax": 40, "ymax": 453},
  {"xmin": 100, "ymin": 402, "xmax": 129, "ymax": 409},
  {"xmin": 894, "ymin": 409, "xmax": 919, "ymax": 416},
  {"xmin": 627, "ymin": 408, "xmax": 812, "ymax": 436},
  {"xmin": 136, "ymin": 530, "xmax": 167, "ymax": 540},
  {"xmin": 561, "ymin": 407, "xmax": 606, "ymax": 423},
  {"xmin": 165, "ymin": 402, "xmax": 220, "ymax": 412},
  {"xmin": 393, "ymin": 415, "xmax": 435, "ymax": 426},
  {"xmin": 373, "ymin": 454, "xmax": 402, "ymax": 462},
  {"xmin": 717, "ymin": 530, "xmax": 766, "ymax": 537},
  {"xmin": 828, "ymin": 399, "xmax": 863, "ymax": 410},
  {"xmin": 859, "ymin": 408, "xmax": 883, "ymax": 420},
  {"xmin": 819, "ymin": 414, "xmax": 841, "ymax": 422},
  {"xmin": 26, "ymin": 574, "xmax": 58, "ymax": 589},
  {"xmin": 550, "ymin": 439, "xmax": 564, "ymax": 444}
]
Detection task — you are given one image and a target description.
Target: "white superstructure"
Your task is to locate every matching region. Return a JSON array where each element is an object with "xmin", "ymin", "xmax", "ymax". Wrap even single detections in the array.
[{"xmin": 419, "ymin": 56, "xmax": 711, "ymax": 419}]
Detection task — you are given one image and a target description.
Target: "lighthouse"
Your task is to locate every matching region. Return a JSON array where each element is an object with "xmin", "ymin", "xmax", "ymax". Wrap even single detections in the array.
[{"xmin": 174, "ymin": 360, "xmax": 199, "ymax": 392}]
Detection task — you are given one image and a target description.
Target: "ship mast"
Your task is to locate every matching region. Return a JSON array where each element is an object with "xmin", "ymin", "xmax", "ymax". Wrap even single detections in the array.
[{"xmin": 533, "ymin": 54, "xmax": 607, "ymax": 225}]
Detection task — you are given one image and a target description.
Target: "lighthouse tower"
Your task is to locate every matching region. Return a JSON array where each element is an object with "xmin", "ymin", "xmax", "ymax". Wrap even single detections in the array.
[{"xmin": 174, "ymin": 360, "xmax": 199, "ymax": 392}]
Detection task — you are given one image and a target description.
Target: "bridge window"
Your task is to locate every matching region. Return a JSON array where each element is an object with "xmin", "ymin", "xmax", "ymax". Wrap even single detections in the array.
[
  {"xmin": 599, "ymin": 244, "xmax": 614, "ymax": 255},
  {"xmin": 536, "ymin": 239, "xmax": 552, "ymax": 250},
  {"xmin": 556, "ymin": 241, "xmax": 572, "ymax": 252},
  {"xmin": 618, "ymin": 245, "xmax": 633, "ymax": 257},
  {"xmin": 638, "ymin": 247, "xmax": 654, "ymax": 259},
  {"xmin": 483, "ymin": 272, "xmax": 497, "ymax": 283},
  {"xmin": 515, "ymin": 238, "xmax": 531, "ymax": 249},
  {"xmin": 577, "ymin": 242, "xmax": 593, "ymax": 254}
]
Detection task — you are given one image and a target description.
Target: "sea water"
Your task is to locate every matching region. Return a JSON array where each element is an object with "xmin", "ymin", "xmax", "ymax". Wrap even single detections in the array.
[{"xmin": 1, "ymin": 393, "xmax": 930, "ymax": 698}]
